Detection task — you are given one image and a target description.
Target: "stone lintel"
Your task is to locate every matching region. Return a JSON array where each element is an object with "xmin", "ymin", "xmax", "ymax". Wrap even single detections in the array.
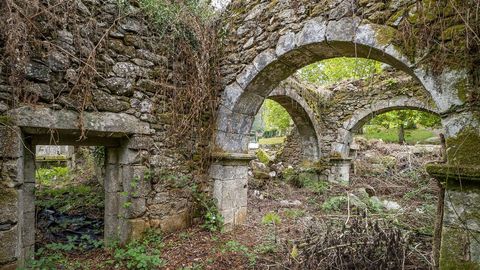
[
  {"xmin": 10, "ymin": 106, "xmax": 150, "ymax": 136},
  {"xmin": 211, "ymin": 152, "xmax": 256, "ymax": 163},
  {"xmin": 426, "ymin": 163, "xmax": 480, "ymax": 183}
]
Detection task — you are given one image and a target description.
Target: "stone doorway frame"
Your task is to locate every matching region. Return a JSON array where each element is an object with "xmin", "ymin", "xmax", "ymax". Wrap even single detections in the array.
[{"xmin": 7, "ymin": 107, "xmax": 151, "ymax": 267}]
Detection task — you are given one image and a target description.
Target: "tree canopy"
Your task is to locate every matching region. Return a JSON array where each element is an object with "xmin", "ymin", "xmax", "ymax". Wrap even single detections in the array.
[{"xmin": 298, "ymin": 57, "xmax": 383, "ymax": 85}]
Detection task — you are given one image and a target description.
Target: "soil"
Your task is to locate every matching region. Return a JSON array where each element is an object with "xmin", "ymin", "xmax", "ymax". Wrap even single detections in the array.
[{"xmin": 35, "ymin": 141, "xmax": 441, "ymax": 270}]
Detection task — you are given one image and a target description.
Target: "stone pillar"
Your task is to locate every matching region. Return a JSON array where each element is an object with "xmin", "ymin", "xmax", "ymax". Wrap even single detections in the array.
[
  {"xmin": 328, "ymin": 158, "xmax": 351, "ymax": 184},
  {"xmin": 426, "ymin": 114, "xmax": 480, "ymax": 268},
  {"xmin": 0, "ymin": 126, "xmax": 24, "ymax": 270},
  {"xmin": 117, "ymin": 136, "xmax": 151, "ymax": 243},
  {"xmin": 104, "ymin": 147, "xmax": 121, "ymax": 244},
  {"xmin": 210, "ymin": 152, "xmax": 254, "ymax": 229}
]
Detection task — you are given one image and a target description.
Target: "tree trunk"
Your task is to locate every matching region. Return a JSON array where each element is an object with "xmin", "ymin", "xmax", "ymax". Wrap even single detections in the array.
[
  {"xmin": 398, "ymin": 124, "xmax": 405, "ymax": 144},
  {"xmin": 432, "ymin": 182, "xmax": 445, "ymax": 269}
]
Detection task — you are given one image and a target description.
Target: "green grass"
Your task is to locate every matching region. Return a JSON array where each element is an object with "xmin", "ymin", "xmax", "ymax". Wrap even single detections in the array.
[
  {"xmin": 258, "ymin": 136, "xmax": 285, "ymax": 145},
  {"xmin": 361, "ymin": 128, "xmax": 437, "ymax": 144}
]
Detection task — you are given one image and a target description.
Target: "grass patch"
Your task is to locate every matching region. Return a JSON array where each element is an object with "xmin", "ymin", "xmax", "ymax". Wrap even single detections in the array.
[
  {"xmin": 361, "ymin": 128, "xmax": 436, "ymax": 144},
  {"xmin": 258, "ymin": 136, "xmax": 285, "ymax": 145}
]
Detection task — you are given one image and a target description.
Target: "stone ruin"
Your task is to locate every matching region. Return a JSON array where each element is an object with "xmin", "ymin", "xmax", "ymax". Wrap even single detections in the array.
[{"xmin": 1, "ymin": 0, "xmax": 479, "ymax": 268}]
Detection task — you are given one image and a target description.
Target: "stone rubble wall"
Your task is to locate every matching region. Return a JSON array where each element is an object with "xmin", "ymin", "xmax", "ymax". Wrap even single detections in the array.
[
  {"xmin": 273, "ymin": 69, "xmax": 437, "ymax": 162},
  {"xmin": 0, "ymin": 1, "xmax": 201, "ymax": 266}
]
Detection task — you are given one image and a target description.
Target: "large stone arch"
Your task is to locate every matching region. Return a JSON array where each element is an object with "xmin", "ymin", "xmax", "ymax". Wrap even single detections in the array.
[{"xmin": 213, "ymin": 3, "xmax": 480, "ymax": 267}]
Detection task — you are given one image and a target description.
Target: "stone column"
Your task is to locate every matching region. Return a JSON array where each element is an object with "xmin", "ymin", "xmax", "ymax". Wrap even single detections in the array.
[
  {"xmin": 210, "ymin": 152, "xmax": 254, "ymax": 229},
  {"xmin": 328, "ymin": 157, "xmax": 351, "ymax": 184},
  {"xmin": 117, "ymin": 136, "xmax": 152, "ymax": 243},
  {"xmin": 0, "ymin": 126, "xmax": 24, "ymax": 270},
  {"xmin": 426, "ymin": 113, "xmax": 480, "ymax": 268}
]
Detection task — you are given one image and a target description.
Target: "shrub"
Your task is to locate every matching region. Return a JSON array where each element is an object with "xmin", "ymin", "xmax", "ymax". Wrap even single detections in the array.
[
  {"xmin": 261, "ymin": 212, "xmax": 281, "ymax": 226},
  {"xmin": 321, "ymin": 196, "xmax": 348, "ymax": 212}
]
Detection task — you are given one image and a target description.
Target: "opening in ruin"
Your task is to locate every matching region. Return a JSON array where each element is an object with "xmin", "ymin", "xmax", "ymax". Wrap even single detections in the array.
[{"xmin": 34, "ymin": 145, "xmax": 106, "ymax": 261}]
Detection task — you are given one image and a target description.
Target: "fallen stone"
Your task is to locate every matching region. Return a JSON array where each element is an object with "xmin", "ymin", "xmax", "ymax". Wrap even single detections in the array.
[
  {"xmin": 280, "ymin": 200, "xmax": 302, "ymax": 207},
  {"xmin": 383, "ymin": 200, "xmax": 402, "ymax": 211}
]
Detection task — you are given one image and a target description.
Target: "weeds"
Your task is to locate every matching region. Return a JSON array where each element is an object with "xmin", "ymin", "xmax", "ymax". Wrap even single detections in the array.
[{"xmin": 191, "ymin": 185, "xmax": 224, "ymax": 232}]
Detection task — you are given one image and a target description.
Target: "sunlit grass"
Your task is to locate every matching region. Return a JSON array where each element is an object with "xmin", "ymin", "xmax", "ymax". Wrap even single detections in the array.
[
  {"xmin": 259, "ymin": 136, "xmax": 285, "ymax": 145},
  {"xmin": 361, "ymin": 128, "xmax": 437, "ymax": 144}
]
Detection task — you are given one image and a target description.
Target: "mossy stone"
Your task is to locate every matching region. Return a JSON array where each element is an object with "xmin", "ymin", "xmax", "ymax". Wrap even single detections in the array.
[
  {"xmin": 440, "ymin": 227, "xmax": 480, "ymax": 269},
  {"xmin": 446, "ymin": 127, "xmax": 480, "ymax": 166}
]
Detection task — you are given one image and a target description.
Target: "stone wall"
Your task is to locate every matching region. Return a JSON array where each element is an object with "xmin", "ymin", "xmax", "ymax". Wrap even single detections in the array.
[
  {"xmin": 0, "ymin": 1, "xmax": 206, "ymax": 267},
  {"xmin": 272, "ymin": 69, "xmax": 437, "ymax": 158}
]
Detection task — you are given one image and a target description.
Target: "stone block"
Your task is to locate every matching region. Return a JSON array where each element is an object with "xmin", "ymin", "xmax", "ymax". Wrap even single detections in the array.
[
  {"xmin": 221, "ymin": 82, "xmax": 243, "ymax": 110},
  {"xmin": 216, "ymin": 106, "xmax": 254, "ymax": 136},
  {"xmin": 276, "ymin": 31, "xmax": 296, "ymax": 57},
  {"xmin": 296, "ymin": 16, "xmax": 327, "ymax": 46},
  {"xmin": 325, "ymin": 17, "xmax": 360, "ymax": 43},
  {"xmin": 236, "ymin": 64, "xmax": 259, "ymax": 89},
  {"xmin": 126, "ymin": 198, "xmax": 146, "ymax": 218},
  {"xmin": 0, "ymin": 187, "xmax": 18, "ymax": 224},
  {"xmin": 1, "ymin": 159, "xmax": 23, "ymax": 186},
  {"xmin": 126, "ymin": 136, "xmax": 154, "ymax": 150},
  {"xmin": 234, "ymin": 206, "xmax": 247, "ymax": 225},
  {"xmin": 105, "ymin": 165, "xmax": 120, "ymax": 192},
  {"xmin": 232, "ymin": 91, "xmax": 264, "ymax": 116},
  {"xmin": 20, "ymin": 183, "xmax": 35, "ymax": 213},
  {"xmin": 121, "ymin": 165, "xmax": 151, "ymax": 198},
  {"xmin": 21, "ymin": 211, "xmax": 35, "ymax": 247},
  {"xmin": 0, "ymin": 127, "xmax": 23, "ymax": 159},
  {"xmin": 150, "ymin": 211, "xmax": 191, "ymax": 233},
  {"xmin": 125, "ymin": 219, "xmax": 149, "ymax": 241},
  {"xmin": 105, "ymin": 192, "xmax": 119, "ymax": 217},
  {"xmin": 104, "ymin": 212, "xmax": 119, "ymax": 242},
  {"xmin": 118, "ymin": 148, "xmax": 141, "ymax": 165},
  {"xmin": 252, "ymin": 49, "xmax": 276, "ymax": 73},
  {"xmin": 214, "ymin": 131, "xmax": 249, "ymax": 153},
  {"xmin": 0, "ymin": 226, "xmax": 18, "ymax": 265}
]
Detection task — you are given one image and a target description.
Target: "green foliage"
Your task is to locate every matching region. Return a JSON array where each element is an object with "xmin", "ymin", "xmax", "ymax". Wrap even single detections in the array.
[
  {"xmin": 298, "ymin": 57, "xmax": 383, "ymax": 85},
  {"xmin": 35, "ymin": 182, "xmax": 104, "ymax": 213},
  {"xmin": 112, "ymin": 231, "xmax": 165, "ymax": 270},
  {"xmin": 35, "ymin": 167, "xmax": 72, "ymax": 186},
  {"xmin": 261, "ymin": 212, "xmax": 281, "ymax": 226},
  {"xmin": 92, "ymin": 146, "xmax": 106, "ymax": 166},
  {"xmin": 221, "ymin": 241, "xmax": 257, "ymax": 267},
  {"xmin": 25, "ymin": 236, "xmax": 104, "ymax": 269},
  {"xmin": 368, "ymin": 110, "xmax": 440, "ymax": 130},
  {"xmin": 321, "ymin": 196, "xmax": 348, "ymax": 212},
  {"xmin": 191, "ymin": 185, "xmax": 224, "ymax": 232},
  {"xmin": 261, "ymin": 99, "xmax": 292, "ymax": 135},
  {"xmin": 304, "ymin": 179, "xmax": 329, "ymax": 195},
  {"xmin": 362, "ymin": 127, "xmax": 437, "ymax": 144},
  {"xmin": 255, "ymin": 148, "xmax": 272, "ymax": 164}
]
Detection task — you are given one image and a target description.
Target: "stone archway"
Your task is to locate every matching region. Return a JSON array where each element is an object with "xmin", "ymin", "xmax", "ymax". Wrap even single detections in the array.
[
  {"xmin": 328, "ymin": 96, "xmax": 439, "ymax": 183},
  {"xmin": 268, "ymin": 84, "xmax": 321, "ymax": 162},
  {"xmin": 212, "ymin": 0, "xmax": 470, "ymax": 234}
]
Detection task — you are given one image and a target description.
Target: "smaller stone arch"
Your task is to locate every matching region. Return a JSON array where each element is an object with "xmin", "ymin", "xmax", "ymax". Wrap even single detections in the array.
[
  {"xmin": 268, "ymin": 84, "xmax": 321, "ymax": 162},
  {"xmin": 329, "ymin": 96, "xmax": 439, "ymax": 183}
]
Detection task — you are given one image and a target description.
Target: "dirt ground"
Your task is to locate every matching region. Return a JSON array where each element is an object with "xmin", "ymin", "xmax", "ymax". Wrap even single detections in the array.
[{"xmin": 36, "ymin": 140, "xmax": 441, "ymax": 269}]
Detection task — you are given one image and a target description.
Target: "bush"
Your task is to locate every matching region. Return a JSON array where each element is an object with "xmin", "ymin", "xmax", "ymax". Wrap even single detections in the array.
[
  {"xmin": 112, "ymin": 230, "xmax": 165, "ymax": 270},
  {"xmin": 321, "ymin": 196, "xmax": 348, "ymax": 212},
  {"xmin": 261, "ymin": 212, "xmax": 281, "ymax": 226}
]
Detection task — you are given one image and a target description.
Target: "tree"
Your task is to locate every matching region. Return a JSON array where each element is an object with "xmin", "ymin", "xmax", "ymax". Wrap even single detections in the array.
[
  {"xmin": 368, "ymin": 110, "xmax": 441, "ymax": 144},
  {"xmin": 261, "ymin": 99, "xmax": 292, "ymax": 136},
  {"xmin": 298, "ymin": 57, "xmax": 383, "ymax": 85}
]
